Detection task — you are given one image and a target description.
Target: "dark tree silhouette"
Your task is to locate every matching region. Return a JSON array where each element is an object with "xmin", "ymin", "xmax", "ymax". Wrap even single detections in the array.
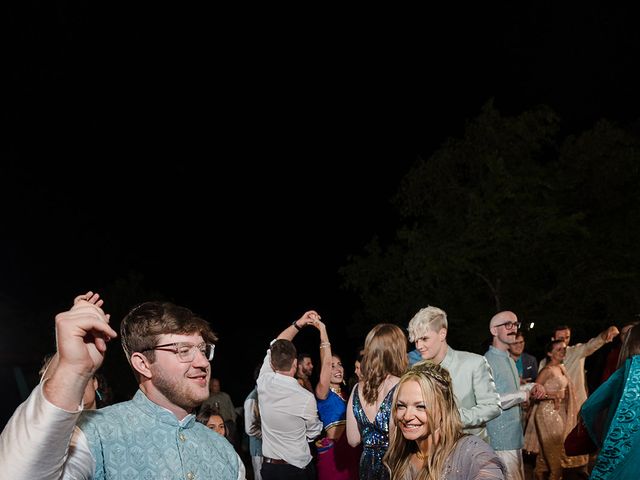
[{"xmin": 341, "ymin": 103, "xmax": 640, "ymax": 354}]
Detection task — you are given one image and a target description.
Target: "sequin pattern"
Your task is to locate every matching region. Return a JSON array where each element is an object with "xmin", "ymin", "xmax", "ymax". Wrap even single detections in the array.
[{"xmin": 352, "ymin": 385, "xmax": 396, "ymax": 480}]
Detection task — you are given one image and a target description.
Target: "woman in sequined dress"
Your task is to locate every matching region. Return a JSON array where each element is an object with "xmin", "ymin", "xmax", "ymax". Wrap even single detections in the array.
[
  {"xmin": 581, "ymin": 324, "xmax": 640, "ymax": 480},
  {"xmin": 384, "ymin": 361, "xmax": 504, "ymax": 479},
  {"xmin": 523, "ymin": 340, "xmax": 587, "ymax": 479},
  {"xmin": 346, "ymin": 324, "xmax": 408, "ymax": 480}
]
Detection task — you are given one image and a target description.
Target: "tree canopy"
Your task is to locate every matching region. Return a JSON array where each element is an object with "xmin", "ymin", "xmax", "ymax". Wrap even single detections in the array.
[{"xmin": 341, "ymin": 102, "xmax": 640, "ymax": 353}]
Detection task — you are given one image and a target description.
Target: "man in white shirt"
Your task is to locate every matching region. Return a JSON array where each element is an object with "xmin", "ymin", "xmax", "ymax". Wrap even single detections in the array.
[
  {"xmin": 539, "ymin": 324, "xmax": 619, "ymax": 409},
  {"xmin": 257, "ymin": 311, "xmax": 323, "ymax": 480}
]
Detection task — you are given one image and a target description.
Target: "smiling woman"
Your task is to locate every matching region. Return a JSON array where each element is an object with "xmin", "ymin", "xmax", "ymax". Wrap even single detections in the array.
[{"xmin": 384, "ymin": 361, "xmax": 505, "ymax": 480}]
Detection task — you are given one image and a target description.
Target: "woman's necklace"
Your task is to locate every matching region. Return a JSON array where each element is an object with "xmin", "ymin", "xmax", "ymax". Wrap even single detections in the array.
[{"xmin": 329, "ymin": 384, "xmax": 342, "ymax": 395}]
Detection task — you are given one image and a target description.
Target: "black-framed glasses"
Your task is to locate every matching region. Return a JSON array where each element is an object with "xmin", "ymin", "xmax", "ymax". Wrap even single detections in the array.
[
  {"xmin": 495, "ymin": 321, "xmax": 521, "ymax": 330},
  {"xmin": 143, "ymin": 342, "xmax": 215, "ymax": 362}
]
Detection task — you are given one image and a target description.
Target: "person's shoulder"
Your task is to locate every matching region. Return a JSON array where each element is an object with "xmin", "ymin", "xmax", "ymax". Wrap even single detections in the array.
[
  {"xmin": 483, "ymin": 347, "xmax": 500, "ymax": 359},
  {"xmin": 456, "ymin": 349, "xmax": 485, "ymax": 363},
  {"xmin": 299, "ymin": 383, "xmax": 316, "ymax": 398},
  {"xmin": 244, "ymin": 387, "xmax": 257, "ymax": 401},
  {"xmin": 192, "ymin": 423, "xmax": 240, "ymax": 461},
  {"xmin": 457, "ymin": 434, "xmax": 496, "ymax": 454},
  {"xmin": 483, "ymin": 349, "xmax": 498, "ymax": 367},
  {"xmin": 82, "ymin": 398, "xmax": 126, "ymax": 416},
  {"xmin": 77, "ymin": 399, "xmax": 129, "ymax": 430}
]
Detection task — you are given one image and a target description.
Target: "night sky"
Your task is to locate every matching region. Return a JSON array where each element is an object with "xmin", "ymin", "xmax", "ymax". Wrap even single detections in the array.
[{"xmin": 2, "ymin": 4, "xmax": 640, "ymax": 419}]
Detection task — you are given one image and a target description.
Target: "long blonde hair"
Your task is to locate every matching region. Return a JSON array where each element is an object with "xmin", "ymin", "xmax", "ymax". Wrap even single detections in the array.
[
  {"xmin": 383, "ymin": 361, "xmax": 464, "ymax": 480},
  {"xmin": 361, "ymin": 323, "xmax": 408, "ymax": 404}
]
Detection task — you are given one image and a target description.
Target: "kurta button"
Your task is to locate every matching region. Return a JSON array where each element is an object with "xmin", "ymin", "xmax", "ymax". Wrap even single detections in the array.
[
  {"xmin": 179, "ymin": 433, "xmax": 186, "ymax": 442},
  {"xmin": 186, "ymin": 472, "xmax": 194, "ymax": 480}
]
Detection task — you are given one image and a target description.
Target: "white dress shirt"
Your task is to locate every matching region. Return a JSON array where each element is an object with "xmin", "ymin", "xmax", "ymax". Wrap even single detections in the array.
[{"xmin": 257, "ymin": 345, "xmax": 323, "ymax": 469}]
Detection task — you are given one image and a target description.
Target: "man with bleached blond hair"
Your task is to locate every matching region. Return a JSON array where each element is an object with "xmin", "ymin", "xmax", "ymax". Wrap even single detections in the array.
[{"xmin": 407, "ymin": 305, "xmax": 500, "ymax": 442}]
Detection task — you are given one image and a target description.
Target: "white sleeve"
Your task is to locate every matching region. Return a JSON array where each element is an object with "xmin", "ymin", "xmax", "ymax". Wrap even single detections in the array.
[
  {"xmin": 243, "ymin": 397, "xmax": 261, "ymax": 438},
  {"xmin": 498, "ymin": 390, "xmax": 528, "ymax": 410},
  {"xmin": 0, "ymin": 383, "xmax": 95, "ymax": 480},
  {"xmin": 236, "ymin": 453, "xmax": 247, "ymax": 480}
]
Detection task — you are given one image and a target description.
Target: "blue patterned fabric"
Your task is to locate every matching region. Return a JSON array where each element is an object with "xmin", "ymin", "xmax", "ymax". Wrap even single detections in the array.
[
  {"xmin": 317, "ymin": 389, "xmax": 347, "ymax": 430},
  {"xmin": 351, "ymin": 385, "xmax": 396, "ymax": 480},
  {"xmin": 78, "ymin": 390, "xmax": 239, "ymax": 480},
  {"xmin": 581, "ymin": 355, "xmax": 640, "ymax": 480},
  {"xmin": 484, "ymin": 346, "xmax": 524, "ymax": 450}
]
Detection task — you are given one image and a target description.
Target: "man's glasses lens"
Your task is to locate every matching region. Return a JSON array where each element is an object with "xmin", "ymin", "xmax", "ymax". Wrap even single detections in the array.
[
  {"xmin": 147, "ymin": 342, "xmax": 215, "ymax": 362},
  {"xmin": 497, "ymin": 321, "xmax": 521, "ymax": 330},
  {"xmin": 176, "ymin": 343, "xmax": 215, "ymax": 362}
]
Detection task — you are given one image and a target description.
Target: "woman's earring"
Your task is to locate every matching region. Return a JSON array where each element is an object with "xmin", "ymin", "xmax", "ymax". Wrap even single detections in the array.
[{"xmin": 95, "ymin": 389, "xmax": 103, "ymax": 401}]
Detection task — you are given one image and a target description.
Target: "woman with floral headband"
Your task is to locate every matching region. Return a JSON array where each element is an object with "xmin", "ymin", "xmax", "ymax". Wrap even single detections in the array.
[{"xmin": 384, "ymin": 361, "xmax": 505, "ymax": 480}]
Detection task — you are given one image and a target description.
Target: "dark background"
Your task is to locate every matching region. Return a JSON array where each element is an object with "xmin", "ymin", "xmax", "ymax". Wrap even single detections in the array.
[{"xmin": 2, "ymin": 3, "xmax": 640, "ymax": 425}]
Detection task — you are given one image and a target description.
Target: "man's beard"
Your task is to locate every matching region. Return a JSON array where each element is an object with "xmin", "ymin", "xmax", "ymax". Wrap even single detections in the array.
[{"xmin": 152, "ymin": 368, "xmax": 209, "ymax": 411}]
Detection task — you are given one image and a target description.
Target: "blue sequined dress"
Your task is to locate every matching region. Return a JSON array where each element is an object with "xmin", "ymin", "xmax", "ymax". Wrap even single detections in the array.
[{"xmin": 351, "ymin": 384, "xmax": 396, "ymax": 480}]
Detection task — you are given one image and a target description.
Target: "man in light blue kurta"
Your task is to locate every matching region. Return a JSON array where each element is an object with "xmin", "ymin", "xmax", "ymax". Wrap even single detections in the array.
[
  {"xmin": 0, "ymin": 294, "xmax": 244, "ymax": 480},
  {"xmin": 485, "ymin": 311, "xmax": 545, "ymax": 480},
  {"xmin": 407, "ymin": 306, "xmax": 501, "ymax": 441}
]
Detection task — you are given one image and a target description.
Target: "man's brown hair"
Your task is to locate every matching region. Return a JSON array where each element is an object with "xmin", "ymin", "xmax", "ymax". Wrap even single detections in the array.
[
  {"xmin": 270, "ymin": 339, "xmax": 297, "ymax": 371},
  {"xmin": 120, "ymin": 301, "xmax": 217, "ymax": 374}
]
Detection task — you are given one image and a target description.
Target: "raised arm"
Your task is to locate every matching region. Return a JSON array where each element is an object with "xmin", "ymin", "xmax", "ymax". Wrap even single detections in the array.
[
  {"xmin": 44, "ymin": 291, "xmax": 116, "ymax": 410},
  {"xmin": 277, "ymin": 310, "xmax": 320, "ymax": 341},
  {"xmin": 313, "ymin": 320, "xmax": 332, "ymax": 400},
  {"xmin": 0, "ymin": 291, "xmax": 116, "ymax": 480},
  {"xmin": 572, "ymin": 326, "xmax": 619, "ymax": 359}
]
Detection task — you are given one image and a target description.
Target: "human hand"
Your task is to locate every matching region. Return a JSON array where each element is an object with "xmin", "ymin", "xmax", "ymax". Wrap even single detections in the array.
[
  {"xmin": 530, "ymin": 383, "xmax": 546, "ymax": 400},
  {"xmin": 297, "ymin": 310, "xmax": 321, "ymax": 328},
  {"xmin": 55, "ymin": 291, "xmax": 117, "ymax": 375},
  {"xmin": 73, "ymin": 290, "xmax": 105, "ymax": 308},
  {"xmin": 602, "ymin": 326, "xmax": 620, "ymax": 342},
  {"xmin": 312, "ymin": 318, "xmax": 326, "ymax": 331}
]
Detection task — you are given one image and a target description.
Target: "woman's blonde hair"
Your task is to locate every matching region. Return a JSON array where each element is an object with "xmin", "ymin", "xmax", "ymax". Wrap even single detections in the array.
[
  {"xmin": 383, "ymin": 361, "xmax": 464, "ymax": 480},
  {"xmin": 361, "ymin": 323, "xmax": 408, "ymax": 404}
]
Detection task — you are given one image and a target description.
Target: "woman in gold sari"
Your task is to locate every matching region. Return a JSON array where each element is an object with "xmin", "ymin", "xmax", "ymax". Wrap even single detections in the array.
[{"xmin": 523, "ymin": 340, "xmax": 588, "ymax": 479}]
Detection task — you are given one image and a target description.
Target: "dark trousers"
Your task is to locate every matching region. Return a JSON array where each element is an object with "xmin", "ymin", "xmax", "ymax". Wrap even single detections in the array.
[{"xmin": 261, "ymin": 461, "xmax": 316, "ymax": 480}]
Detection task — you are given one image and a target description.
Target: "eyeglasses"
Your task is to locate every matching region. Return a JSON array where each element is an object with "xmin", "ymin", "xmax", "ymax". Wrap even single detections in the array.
[
  {"xmin": 144, "ymin": 342, "xmax": 215, "ymax": 362},
  {"xmin": 495, "ymin": 321, "xmax": 521, "ymax": 330}
]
